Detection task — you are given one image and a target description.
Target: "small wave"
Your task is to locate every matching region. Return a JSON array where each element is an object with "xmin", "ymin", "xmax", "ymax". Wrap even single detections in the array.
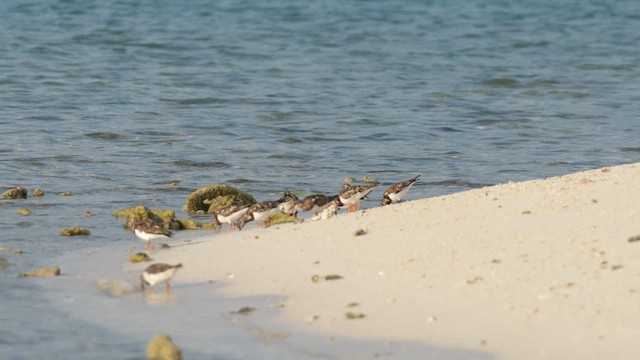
[
  {"xmin": 85, "ymin": 132, "xmax": 135, "ymax": 141},
  {"xmin": 164, "ymin": 160, "xmax": 229, "ymax": 169}
]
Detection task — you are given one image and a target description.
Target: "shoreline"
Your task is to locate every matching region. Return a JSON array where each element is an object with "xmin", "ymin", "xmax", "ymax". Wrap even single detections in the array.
[{"xmin": 151, "ymin": 162, "xmax": 640, "ymax": 359}]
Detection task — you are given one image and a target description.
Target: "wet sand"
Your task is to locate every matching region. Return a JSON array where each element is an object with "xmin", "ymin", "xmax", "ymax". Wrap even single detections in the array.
[{"xmin": 151, "ymin": 162, "xmax": 640, "ymax": 360}]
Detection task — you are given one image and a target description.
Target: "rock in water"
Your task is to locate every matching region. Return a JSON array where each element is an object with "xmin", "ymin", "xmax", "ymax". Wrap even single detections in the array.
[
  {"xmin": 146, "ymin": 334, "xmax": 182, "ymax": 360},
  {"xmin": 1, "ymin": 187, "xmax": 28, "ymax": 199},
  {"xmin": 0, "ymin": 256, "xmax": 10, "ymax": 270},
  {"xmin": 17, "ymin": 266, "xmax": 61, "ymax": 277},
  {"xmin": 183, "ymin": 184, "xmax": 255, "ymax": 213}
]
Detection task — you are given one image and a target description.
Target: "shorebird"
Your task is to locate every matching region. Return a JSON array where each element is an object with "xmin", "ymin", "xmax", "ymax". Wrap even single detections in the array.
[
  {"xmin": 277, "ymin": 191, "xmax": 299, "ymax": 217},
  {"xmin": 213, "ymin": 204, "xmax": 250, "ymax": 230},
  {"xmin": 380, "ymin": 175, "xmax": 420, "ymax": 206},
  {"xmin": 127, "ymin": 218, "xmax": 173, "ymax": 251},
  {"xmin": 237, "ymin": 200, "xmax": 282, "ymax": 230},
  {"xmin": 296, "ymin": 194, "xmax": 341, "ymax": 215},
  {"xmin": 339, "ymin": 182, "xmax": 378, "ymax": 213},
  {"xmin": 140, "ymin": 263, "xmax": 182, "ymax": 294}
]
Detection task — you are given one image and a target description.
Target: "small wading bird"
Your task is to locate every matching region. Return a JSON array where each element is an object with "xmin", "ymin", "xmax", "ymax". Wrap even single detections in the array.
[
  {"xmin": 237, "ymin": 200, "xmax": 282, "ymax": 230},
  {"xmin": 140, "ymin": 263, "xmax": 183, "ymax": 294},
  {"xmin": 339, "ymin": 182, "xmax": 378, "ymax": 213},
  {"xmin": 380, "ymin": 175, "xmax": 420, "ymax": 206},
  {"xmin": 213, "ymin": 204, "xmax": 250, "ymax": 230},
  {"xmin": 277, "ymin": 191, "xmax": 300, "ymax": 218},
  {"xmin": 296, "ymin": 194, "xmax": 342, "ymax": 215},
  {"xmin": 127, "ymin": 218, "xmax": 173, "ymax": 251}
]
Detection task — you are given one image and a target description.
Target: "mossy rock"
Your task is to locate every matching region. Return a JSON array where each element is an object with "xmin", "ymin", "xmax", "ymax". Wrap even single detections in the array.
[
  {"xmin": 16, "ymin": 208, "xmax": 32, "ymax": 215},
  {"xmin": 0, "ymin": 256, "xmax": 9, "ymax": 270},
  {"xmin": 113, "ymin": 206, "xmax": 177, "ymax": 230},
  {"xmin": 174, "ymin": 218, "xmax": 219, "ymax": 230},
  {"xmin": 18, "ymin": 266, "xmax": 61, "ymax": 277},
  {"xmin": 128, "ymin": 252, "xmax": 152, "ymax": 263},
  {"xmin": 60, "ymin": 227, "xmax": 91, "ymax": 236},
  {"xmin": 147, "ymin": 333, "xmax": 183, "ymax": 360},
  {"xmin": 262, "ymin": 213, "xmax": 300, "ymax": 228},
  {"xmin": 1, "ymin": 187, "xmax": 28, "ymax": 199},
  {"xmin": 32, "ymin": 188, "xmax": 45, "ymax": 197},
  {"xmin": 183, "ymin": 184, "xmax": 255, "ymax": 214}
]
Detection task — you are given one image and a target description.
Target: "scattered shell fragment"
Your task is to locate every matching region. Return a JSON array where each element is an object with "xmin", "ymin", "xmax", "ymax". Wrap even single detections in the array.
[
  {"xmin": 16, "ymin": 208, "xmax": 32, "ymax": 215},
  {"xmin": 466, "ymin": 276, "xmax": 484, "ymax": 285},
  {"xmin": 353, "ymin": 229, "xmax": 367, "ymax": 236},
  {"xmin": 347, "ymin": 302, "xmax": 360, "ymax": 307},
  {"xmin": 628, "ymin": 235, "xmax": 640, "ymax": 243},
  {"xmin": 60, "ymin": 227, "xmax": 91, "ymax": 236},
  {"xmin": 128, "ymin": 252, "xmax": 152, "ymax": 263},
  {"xmin": 233, "ymin": 306, "xmax": 256, "ymax": 315},
  {"xmin": 426, "ymin": 315, "xmax": 437, "ymax": 323},
  {"xmin": 345, "ymin": 312, "xmax": 366, "ymax": 320},
  {"xmin": 325, "ymin": 274, "xmax": 343, "ymax": 281}
]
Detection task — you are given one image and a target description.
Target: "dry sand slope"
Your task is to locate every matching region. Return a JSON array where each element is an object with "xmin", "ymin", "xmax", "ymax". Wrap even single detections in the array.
[{"xmin": 153, "ymin": 162, "xmax": 640, "ymax": 360}]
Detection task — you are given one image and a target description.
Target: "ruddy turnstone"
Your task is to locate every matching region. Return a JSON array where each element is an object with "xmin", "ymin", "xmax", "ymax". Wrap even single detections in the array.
[
  {"xmin": 277, "ymin": 191, "xmax": 299, "ymax": 217},
  {"xmin": 140, "ymin": 263, "xmax": 182, "ymax": 294},
  {"xmin": 213, "ymin": 204, "xmax": 250, "ymax": 230},
  {"xmin": 339, "ymin": 182, "xmax": 378, "ymax": 213},
  {"xmin": 380, "ymin": 175, "xmax": 420, "ymax": 206},
  {"xmin": 237, "ymin": 200, "xmax": 282, "ymax": 230},
  {"xmin": 296, "ymin": 194, "xmax": 341, "ymax": 215},
  {"xmin": 127, "ymin": 218, "xmax": 173, "ymax": 251}
]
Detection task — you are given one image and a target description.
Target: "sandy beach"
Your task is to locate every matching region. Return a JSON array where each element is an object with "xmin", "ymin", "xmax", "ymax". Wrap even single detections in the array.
[{"xmin": 150, "ymin": 162, "xmax": 640, "ymax": 359}]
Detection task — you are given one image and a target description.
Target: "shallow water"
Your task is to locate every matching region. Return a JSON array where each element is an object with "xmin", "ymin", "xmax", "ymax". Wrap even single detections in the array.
[{"xmin": 1, "ymin": 0, "xmax": 639, "ymax": 358}]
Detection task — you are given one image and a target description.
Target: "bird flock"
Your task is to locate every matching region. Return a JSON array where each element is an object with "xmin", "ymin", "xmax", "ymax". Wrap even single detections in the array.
[{"xmin": 128, "ymin": 175, "xmax": 420, "ymax": 293}]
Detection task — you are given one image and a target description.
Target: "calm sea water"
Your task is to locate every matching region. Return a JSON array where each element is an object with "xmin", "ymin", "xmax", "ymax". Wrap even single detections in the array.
[{"xmin": 1, "ymin": 0, "xmax": 639, "ymax": 358}]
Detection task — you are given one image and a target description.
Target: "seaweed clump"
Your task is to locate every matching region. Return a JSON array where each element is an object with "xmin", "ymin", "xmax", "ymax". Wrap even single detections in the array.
[
  {"xmin": 182, "ymin": 184, "xmax": 255, "ymax": 214},
  {"xmin": 1, "ymin": 187, "xmax": 28, "ymax": 199},
  {"xmin": 147, "ymin": 334, "xmax": 183, "ymax": 360},
  {"xmin": 18, "ymin": 266, "xmax": 61, "ymax": 277},
  {"xmin": 113, "ymin": 206, "xmax": 178, "ymax": 230},
  {"xmin": 60, "ymin": 227, "xmax": 91, "ymax": 236}
]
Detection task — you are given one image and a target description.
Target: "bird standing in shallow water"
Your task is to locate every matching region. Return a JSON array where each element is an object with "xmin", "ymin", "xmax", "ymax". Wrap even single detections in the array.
[
  {"xmin": 380, "ymin": 175, "xmax": 420, "ymax": 206},
  {"xmin": 140, "ymin": 263, "xmax": 182, "ymax": 294},
  {"xmin": 127, "ymin": 218, "xmax": 173, "ymax": 251}
]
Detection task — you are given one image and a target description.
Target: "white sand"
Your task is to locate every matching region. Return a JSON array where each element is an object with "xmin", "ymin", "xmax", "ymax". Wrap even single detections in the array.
[{"xmin": 152, "ymin": 162, "xmax": 640, "ymax": 359}]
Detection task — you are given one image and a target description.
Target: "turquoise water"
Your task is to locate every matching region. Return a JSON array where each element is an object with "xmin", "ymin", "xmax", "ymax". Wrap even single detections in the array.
[{"xmin": 1, "ymin": 0, "xmax": 639, "ymax": 358}]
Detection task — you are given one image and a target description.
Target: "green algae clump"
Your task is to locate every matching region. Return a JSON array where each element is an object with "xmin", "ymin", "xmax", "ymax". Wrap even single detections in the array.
[
  {"xmin": 113, "ymin": 206, "xmax": 177, "ymax": 230},
  {"xmin": 1, "ymin": 187, "xmax": 28, "ymax": 199},
  {"xmin": 182, "ymin": 184, "xmax": 255, "ymax": 214},
  {"xmin": 261, "ymin": 213, "xmax": 300, "ymax": 228},
  {"xmin": 128, "ymin": 252, "xmax": 152, "ymax": 263},
  {"xmin": 60, "ymin": 227, "xmax": 91, "ymax": 236},
  {"xmin": 18, "ymin": 266, "xmax": 61, "ymax": 277},
  {"xmin": 147, "ymin": 333, "xmax": 183, "ymax": 360},
  {"xmin": 16, "ymin": 208, "xmax": 32, "ymax": 215},
  {"xmin": 174, "ymin": 218, "xmax": 218, "ymax": 230},
  {"xmin": 32, "ymin": 188, "xmax": 45, "ymax": 197}
]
